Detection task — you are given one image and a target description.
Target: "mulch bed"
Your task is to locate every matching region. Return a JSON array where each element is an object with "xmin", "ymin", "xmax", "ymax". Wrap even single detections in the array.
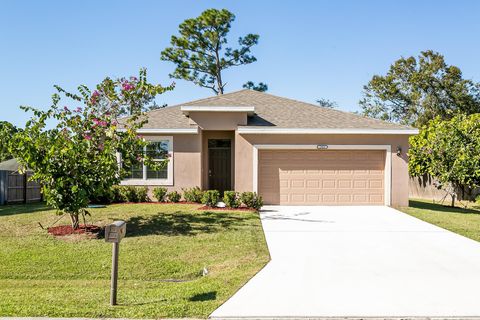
[
  {"xmin": 115, "ymin": 201, "xmax": 199, "ymax": 205},
  {"xmin": 47, "ymin": 224, "xmax": 103, "ymax": 238},
  {"xmin": 198, "ymin": 206, "xmax": 257, "ymax": 212}
]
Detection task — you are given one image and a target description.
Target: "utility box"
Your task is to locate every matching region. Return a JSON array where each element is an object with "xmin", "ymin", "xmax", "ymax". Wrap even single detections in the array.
[{"xmin": 105, "ymin": 221, "xmax": 126, "ymax": 243}]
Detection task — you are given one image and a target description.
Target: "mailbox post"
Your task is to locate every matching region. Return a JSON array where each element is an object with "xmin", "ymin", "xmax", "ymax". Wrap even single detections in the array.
[{"xmin": 105, "ymin": 221, "xmax": 126, "ymax": 306}]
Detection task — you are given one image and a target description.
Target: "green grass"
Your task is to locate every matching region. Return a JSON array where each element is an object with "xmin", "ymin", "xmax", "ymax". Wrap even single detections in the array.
[
  {"xmin": 400, "ymin": 199, "xmax": 480, "ymax": 242},
  {"xmin": 0, "ymin": 203, "xmax": 269, "ymax": 318}
]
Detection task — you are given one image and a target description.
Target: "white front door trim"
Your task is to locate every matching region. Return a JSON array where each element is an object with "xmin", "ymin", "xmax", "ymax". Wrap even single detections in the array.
[{"xmin": 252, "ymin": 144, "xmax": 392, "ymax": 206}]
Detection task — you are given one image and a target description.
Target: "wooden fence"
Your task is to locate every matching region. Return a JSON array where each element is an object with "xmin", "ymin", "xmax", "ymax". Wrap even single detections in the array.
[
  {"xmin": 0, "ymin": 170, "xmax": 42, "ymax": 205},
  {"xmin": 409, "ymin": 174, "xmax": 480, "ymax": 202}
]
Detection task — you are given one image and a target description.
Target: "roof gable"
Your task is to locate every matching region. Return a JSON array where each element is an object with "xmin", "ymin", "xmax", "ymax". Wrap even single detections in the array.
[{"xmin": 141, "ymin": 89, "xmax": 414, "ymax": 131}]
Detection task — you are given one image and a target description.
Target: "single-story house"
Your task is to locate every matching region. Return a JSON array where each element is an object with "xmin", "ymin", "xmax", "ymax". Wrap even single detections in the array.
[{"xmin": 120, "ymin": 89, "xmax": 418, "ymax": 206}]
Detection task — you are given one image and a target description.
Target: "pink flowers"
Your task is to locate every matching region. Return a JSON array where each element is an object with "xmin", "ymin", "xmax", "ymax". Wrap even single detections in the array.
[
  {"xmin": 63, "ymin": 106, "xmax": 70, "ymax": 112},
  {"xmin": 122, "ymin": 81, "xmax": 135, "ymax": 91},
  {"xmin": 84, "ymin": 134, "xmax": 92, "ymax": 140},
  {"xmin": 92, "ymin": 118, "xmax": 108, "ymax": 127},
  {"xmin": 74, "ymin": 107, "xmax": 82, "ymax": 113},
  {"xmin": 129, "ymin": 76, "xmax": 138, "ymax": 81},
  {"xmin": 90, "ymin": 90, "xmax": 100, "ymax": 104}
]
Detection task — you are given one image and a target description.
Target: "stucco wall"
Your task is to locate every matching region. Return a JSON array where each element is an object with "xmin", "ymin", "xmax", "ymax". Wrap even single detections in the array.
[
  {"xmin": 171, "ymin": 133, "xmax": 202, "ymax": 191},
  {"xmin": 234, "ymin": 133, "xmax": 411, "ymax": 207},
  {"xmin": 135, "ymin": 133, "xmax": 202, "ymax": 195},
  {"xmin": 188, "ymin": 112, "xmax": 247, "ymax": 130}
]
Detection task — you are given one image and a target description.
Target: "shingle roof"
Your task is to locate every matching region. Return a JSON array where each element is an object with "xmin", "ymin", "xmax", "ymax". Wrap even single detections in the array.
[{"xmin": 140, "ymin": 89, "xmax": 413, "ymax": 130}]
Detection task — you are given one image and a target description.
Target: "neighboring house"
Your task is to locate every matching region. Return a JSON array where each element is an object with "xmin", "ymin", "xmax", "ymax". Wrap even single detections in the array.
[{"xmin": 120, "ymin": 90, "xmax": 417, "ymax": 207}]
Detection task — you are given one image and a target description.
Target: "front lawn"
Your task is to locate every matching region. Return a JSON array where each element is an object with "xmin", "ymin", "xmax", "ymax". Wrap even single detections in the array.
[
  {"xmin": 400, "ymin": 199, "xmax": 480, "ymax": 242},
  {"xmin": 0, "ymin": 203, "xmax": 269, "ymax": 318}
]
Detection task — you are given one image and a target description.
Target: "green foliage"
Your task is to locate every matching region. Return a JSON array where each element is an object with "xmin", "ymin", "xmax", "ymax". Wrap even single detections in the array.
[
  {"xmin": 0, "ymin": 121, "xmax": 18, "ymax": 162},
  {"xmin": 182, "ymin": 187, "xmax": 204, "ymax": 203},
  {"xmin": 153, "ymin": 187, "xmax": 168, "ymax": 202},
  {"xmin": 476, "ymin": 195, "xmax": 480, "ymax": 204},
  {"xmin": 409, "ymin": 114, "xmax": 480, "ymax": 201},
  {"xmin": 111, "ymin": 186, "xmax": 124, "ymax": 203},
  {"xmin": 316, "ymin": 98, "xmax": 338, "ymax": 109},
  {"xmin": 360, "ymin": 50, "xmax": 480, "ymax": 127},
  {"xmin": 167, "ymin": 191, "xmax": 181, "ymax": 203},
  {"xmin": 240, "ymin": 192, "xmax": 263, "ymax": 209},
  {"xmin": 135, "ymin": 187, "xmax": 149, "ymax": 202},
  {"xmin": 161, "ymin": 8, "xmax": 259, "ymax": 94},
  {"xmin": 223, "ymin": 191, "xmax": 240, "ymax": 208},
  {"xmin": 6, "ymin": 68, "xmax": 173, "ymax": 228},
  {"xmin": 120, "ymin": 186, "xmax": 138, "ymax": 203},
  {"xmin": 201, "ymin": 190, "xmax": 220, "ymax": 207},
  {"xmin": 242, "ymin": 81, "xmax": 268, "ymax": 92}
]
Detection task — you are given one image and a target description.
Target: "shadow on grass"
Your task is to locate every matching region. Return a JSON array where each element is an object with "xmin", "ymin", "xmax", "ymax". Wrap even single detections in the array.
[
  {"xmin": 409, "ymin": 200, "xmax": 480, "ymax": 215},
  {"xmin": 189, "ymin": 291, "xmax": 217, "ymax": 302},
  {"xmin": 0, "ymin": 202, "xmax": 50, "ymax": 217},
  {"xmin": 124, "ymin": 211, "xmax": 257, "ymax": 237}
]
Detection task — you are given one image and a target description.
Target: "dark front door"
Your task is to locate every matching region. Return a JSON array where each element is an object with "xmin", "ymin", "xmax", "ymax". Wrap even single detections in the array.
[{"xmin": 208, "ymin": 139, "xmax": 232, "ymax": 193}]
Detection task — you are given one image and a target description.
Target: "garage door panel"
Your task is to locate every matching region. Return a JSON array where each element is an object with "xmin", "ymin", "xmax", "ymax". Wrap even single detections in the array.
[{"xmin": 258, "ymin": 150, "xmax": 385, "ymax": 205}]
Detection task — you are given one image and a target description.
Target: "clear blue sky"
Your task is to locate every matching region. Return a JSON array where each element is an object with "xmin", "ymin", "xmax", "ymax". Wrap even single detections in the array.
[{"xmin": 1, "ymin": 0, "xmax": 479, "ymax": 127}]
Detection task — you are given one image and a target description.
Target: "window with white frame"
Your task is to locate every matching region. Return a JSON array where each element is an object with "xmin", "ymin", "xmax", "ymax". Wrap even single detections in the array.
[{"xmin": 122, "ymin": 136, "xmax": 173, "ymax": 185}]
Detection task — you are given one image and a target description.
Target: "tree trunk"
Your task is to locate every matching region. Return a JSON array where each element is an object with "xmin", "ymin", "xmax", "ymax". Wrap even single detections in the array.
[
  {"xmin": 69, "ymin": 212, "xmax": 80, "ymax": 229},
  {"xmin": 451, "ymin": 194, "xmax": 456, "ymax": 207}
]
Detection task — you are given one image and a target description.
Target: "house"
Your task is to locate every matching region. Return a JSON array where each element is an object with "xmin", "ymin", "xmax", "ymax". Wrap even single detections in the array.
[{"xmin": 120, "ymin": 89, "xmax": 418, "ymax": 206}]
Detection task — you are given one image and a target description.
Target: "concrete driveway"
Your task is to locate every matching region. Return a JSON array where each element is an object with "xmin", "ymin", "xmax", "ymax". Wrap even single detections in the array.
[{"xmin": 211, "ymin": 206, "xmax": 480, "ymax": 318}]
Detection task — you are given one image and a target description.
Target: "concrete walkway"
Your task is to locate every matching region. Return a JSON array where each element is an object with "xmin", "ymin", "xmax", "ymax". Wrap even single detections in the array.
[{"xmin": 211, "ymin": 206, "xmax": 480, "ymax": 318}]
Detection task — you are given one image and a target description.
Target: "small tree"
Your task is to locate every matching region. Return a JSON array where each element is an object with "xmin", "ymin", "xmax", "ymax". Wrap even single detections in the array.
[
  {"xmin": 409, "ymin": 114, "xmax": 480, "ymax": 206},
  {"xmin": 161, "ymin": 8, "xmax": 259, "ymax": 95},
  {"xmin": 243, "ymin": 81, "xmax": 268, "ymax": 92},
  {"xmin": 8, "ymin": 69, "xmax": 173, "ymax": 228},
  {"xmin": 0, "ymin": 121, "xmax": 17, "ymax": 162}
]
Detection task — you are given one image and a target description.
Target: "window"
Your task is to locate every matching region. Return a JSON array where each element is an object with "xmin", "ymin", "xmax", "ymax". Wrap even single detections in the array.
[{"xmin": 121, "ymin": 136, "xmax": 173, "ymax": 185}]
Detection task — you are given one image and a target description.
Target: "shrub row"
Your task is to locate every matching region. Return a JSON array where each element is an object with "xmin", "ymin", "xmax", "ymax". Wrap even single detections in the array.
[
  {"xmin": 90, "ymin": 186, "xmax": 150, "ymax": 204},
  {"xmin": 91, "ymin": 185, "xmax": 263, "ymax": 209},
  {"xmin": 152, "ymin": 187, "xmax": 263, "ymax": 209}
]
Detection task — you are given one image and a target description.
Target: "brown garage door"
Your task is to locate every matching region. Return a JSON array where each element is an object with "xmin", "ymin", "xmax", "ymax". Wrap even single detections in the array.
[{"xmin": 258, "ymin": 149, "xmax": 385, "ymax": 205}]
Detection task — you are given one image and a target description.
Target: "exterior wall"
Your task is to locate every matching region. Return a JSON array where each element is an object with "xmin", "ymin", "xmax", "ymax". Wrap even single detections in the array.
[
  {"xmin": 202, "ymin": 131, "xmax": 235, "ymax": 190},
  {"xmin": 188, "ymin": 112, "xmax": 247, "ymax": 130},
  {"xmin": 131, "ymin": 133, "xmax": 202, "ymax": 195},
  {"xmin": 235, "ymin": 133, "xmax": 411, "ymax": 207}
]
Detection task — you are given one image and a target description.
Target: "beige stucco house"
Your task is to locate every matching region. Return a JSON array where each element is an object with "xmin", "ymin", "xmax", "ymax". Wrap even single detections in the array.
[{"xmin": 120, "ymin": 89, "xmax": 418, "ymax": 207}]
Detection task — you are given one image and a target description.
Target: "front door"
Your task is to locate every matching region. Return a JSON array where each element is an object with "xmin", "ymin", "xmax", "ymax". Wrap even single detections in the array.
[{"xmin": 208, "ymin": 139, "xmax": 232, "ymax": 193}]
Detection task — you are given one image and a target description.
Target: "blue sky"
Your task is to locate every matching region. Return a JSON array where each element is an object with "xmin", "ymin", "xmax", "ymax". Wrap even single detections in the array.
[{"xmin": 1, "ymin": 0, "xmax": 479, "ymax": 127}]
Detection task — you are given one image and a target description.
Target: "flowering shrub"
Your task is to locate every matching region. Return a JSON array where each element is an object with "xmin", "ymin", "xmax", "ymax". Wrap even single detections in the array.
[{"xmin": 8, "ymin": 69, "xmax": 173, "ymax": 228}]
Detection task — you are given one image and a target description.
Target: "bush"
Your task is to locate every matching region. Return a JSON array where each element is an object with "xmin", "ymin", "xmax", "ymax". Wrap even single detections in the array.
[
  {"xmin": 167, "ymin": 191, "xmax": 181, "ymax": 203},
  {"xmin": 182, "ymin": 187, "xmax": 204, "ymax": 203},
  {"xmin": 136, "ymin": 187, "xmax": 149, "ymax": 202},
  {"xmin": 240, "ymin": 192, "xmax": 263, "ymax": 209},
  {"xmin": 153, "ymin": 187, "xmax": 168, "ymax": 202},
  {"xmin": 201, "ymin": 190, "xmax": 220, "ymax": 207},
  {"xmin": 111, "ymin": 186, "xmax": 124, "ymax": 203},
  {"xmin": 89, "ymin": 188, "xmax": 114, "ymax": 204},
  {"xmin": 120, "ymin": 186, "xmax": 138, "ymax": 202},
  {"xmin": 476, "ymin": 195, "xmax": 480, "ymax": 204},
  {"xmin": 223, "ymin": 191, "xmax": 240, "ymax": 208}
]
